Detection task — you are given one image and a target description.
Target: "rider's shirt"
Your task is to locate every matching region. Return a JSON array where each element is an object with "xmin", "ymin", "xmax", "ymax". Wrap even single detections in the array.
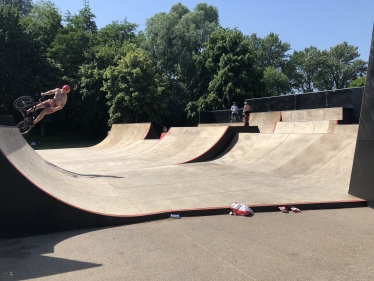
[
  {"xmin": 52, "ymin": 89, "xmax": 67, "ymax": 107},
  {"xmin": 231, "ymin": 105, "xmax": 238, "ymax": 113}
]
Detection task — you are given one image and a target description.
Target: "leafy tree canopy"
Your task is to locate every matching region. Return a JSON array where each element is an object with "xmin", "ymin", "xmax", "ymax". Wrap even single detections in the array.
[
  {"xmin": 317, "ymin": 42, "xmax": 367, "ymax": 90},
  {"xmin": 21, "ymin": 0, "xmax": 62, "ymax": 50},
  {"xmin": 103, "ymin": 44, "xmax": 170, "ymax": 125},
  {"xmin": 349, "ymin": 75, "xmax": 366, "ymax": 88},
  {"xmin": 0, "ymin": 0, "xmax": 33, "ymax": 16},
  {"xmin": 190, "ymin": 28, "xmax": 264, "ymax": 117}
]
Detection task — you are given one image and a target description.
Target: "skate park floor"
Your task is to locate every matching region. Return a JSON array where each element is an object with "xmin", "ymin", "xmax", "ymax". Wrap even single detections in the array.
[{"xmin": 1, "ymin": 207, "xmax": 374, "ymax": 281}]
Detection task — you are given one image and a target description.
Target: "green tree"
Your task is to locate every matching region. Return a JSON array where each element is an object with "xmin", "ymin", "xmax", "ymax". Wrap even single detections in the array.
[
  {"xmin": 48, "ymin": 0, "xmax": 96, "ymax": 79},
  {"xmin": 249, "ymin": 32, "xmax": 291, "ymax": 69},
  {"xmin": 103, "ymin": 45, "xmax": 170, "ymax": 125},
  {"xmin": 0, "ymin": 0, "xmax": 33, "ymax": 16},
  {"xmin": 190, "ymin": 28, "xmax": 264, "ymax": 118},
  {"xmin": 21, "ymin": 0, "xmax": 62, "ymax": 50},
  {"xmin": 78, "ymin": 20, "xmax": 139, "ymax": 135},
  {"xmin": 248, "ymin": 32, "xmax": 292, "ymax": 95},
  {"xmin": 65, "ymin": 0, "xmax": 96, "ymax": 33},
  {"xmin": 348, "ymin": 76, "xmax": 366, "ymax": 87},
  {"xmin": 262, "ymin": 66, "xmax": 290, "ymax": 96},
  {"xmin": 289, "ymin": 46, "xmax": 323, "ymax": 93},
  {"xmin": 45, "ymin": 0, "xmax": 99, "ymax": 136},
  {"xmin": 0, "ymin": 4, "xmax": 42, "ymax": 114},
  {"xmin": 144, "ymin": 2, "xmax": 219, "ymax": 124},
  {"xmin": 316, "ymin": 42, "xmax": 367, "ymax": 90}
]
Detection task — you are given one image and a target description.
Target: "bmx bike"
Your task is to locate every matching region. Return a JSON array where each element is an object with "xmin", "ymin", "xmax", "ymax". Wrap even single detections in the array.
[
  {"xmin": 241, "ymin": 112, "xmax": 249, "ymax": 123},
  {"xmin": 230, "ymin": 112, "xmax": 248, "ymax": 123},
  {"xmin": 13, "ymin": 95, "xmax": 45, "ymax": 134}
]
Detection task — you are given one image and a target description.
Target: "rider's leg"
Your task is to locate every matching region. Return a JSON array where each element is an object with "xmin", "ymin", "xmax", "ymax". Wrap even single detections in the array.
[
  {"xmin": 32, "ymin": 108, "xmax": 53, "ymax": 125},
  {"xmin": 25, "ymin": 102, "xmax": 44, "ymax": 115}
]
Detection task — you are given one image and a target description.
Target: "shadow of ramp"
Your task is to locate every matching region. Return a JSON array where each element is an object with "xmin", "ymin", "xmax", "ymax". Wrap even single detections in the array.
[
  {"xmin": 45, "ymin": 161, "xmax": 124, "ymax": 179},
  {"xmin": 1, "ymin": 256, "xmax": 101, "ymax": 280},
  {"xmin": 0, "ymin": 231, "xmax": 101, "ymax": 280}
]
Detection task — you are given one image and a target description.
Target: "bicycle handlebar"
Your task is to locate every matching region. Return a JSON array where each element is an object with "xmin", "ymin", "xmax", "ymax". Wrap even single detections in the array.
[{"xmin": 35, "ymin": 93, "xmax": 46, "ymax": 102}]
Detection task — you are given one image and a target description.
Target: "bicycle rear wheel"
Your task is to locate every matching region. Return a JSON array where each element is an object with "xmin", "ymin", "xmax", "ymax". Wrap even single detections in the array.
[
  {"xmin": 16, "ymin": 121, "xmax": 33, "ymax": 134},
  {"xmin": 13, "ymin": 96, "xmax": 34, "ymax": 110}
]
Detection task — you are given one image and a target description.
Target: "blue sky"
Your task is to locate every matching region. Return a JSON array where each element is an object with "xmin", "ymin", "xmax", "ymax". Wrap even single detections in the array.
[{"xmin": 49, "ymin": 0, "xmax": 373, "ymax": 61}]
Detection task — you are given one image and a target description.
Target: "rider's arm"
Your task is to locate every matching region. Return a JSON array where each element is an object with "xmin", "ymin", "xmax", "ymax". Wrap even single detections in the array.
[
  {"xmin": 54, "ymin": 106, "xmax": 62, "ymax": 111},
  {"xmin": 41, "ymin": 88, "xmax": 58, "ymax": 96},
  {"xmin": 52, "ymin": 101, "xmax": 66, "ymax": 112}
]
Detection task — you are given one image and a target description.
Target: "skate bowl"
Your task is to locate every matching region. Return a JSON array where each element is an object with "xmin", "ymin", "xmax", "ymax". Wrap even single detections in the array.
[{"xmin": 0, "ymin": 121, "xmax": 364, "ymax": 239}]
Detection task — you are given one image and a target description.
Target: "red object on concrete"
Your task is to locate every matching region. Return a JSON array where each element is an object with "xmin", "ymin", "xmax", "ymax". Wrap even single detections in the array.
[{"xmin": 230, "ymin": 202, "xmax": 253, "ymax": 216}]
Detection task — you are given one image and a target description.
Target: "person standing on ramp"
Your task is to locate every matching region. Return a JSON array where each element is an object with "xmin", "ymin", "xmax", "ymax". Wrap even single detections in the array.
[{"xmin": 243, "ymin": 101, "xmax": 251, "ymax": 124}]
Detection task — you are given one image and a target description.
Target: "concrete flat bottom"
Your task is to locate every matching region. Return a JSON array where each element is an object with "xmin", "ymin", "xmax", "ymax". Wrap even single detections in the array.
[{"xmin": 1, "ymin": 207, "xmax": 374, "ymax": 281}]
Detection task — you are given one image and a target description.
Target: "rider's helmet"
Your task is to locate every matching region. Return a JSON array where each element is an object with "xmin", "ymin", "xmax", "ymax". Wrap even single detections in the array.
[
  {"xmin": 233, "ymin": 102, "xmax": 236, "ymax": 104},
  {"xmin": 62, "ymin": 85, "xmax": 71, "ymax": 93},
  {"xmin": 244, "ymin": 102, "xmax": 247, "ymax": 105}
]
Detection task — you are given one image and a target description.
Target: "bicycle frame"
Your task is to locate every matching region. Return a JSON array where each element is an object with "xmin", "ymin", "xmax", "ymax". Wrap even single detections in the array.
[{"xmin": 13, "ymin": 95, "xmax": 45, "ymax": 134}]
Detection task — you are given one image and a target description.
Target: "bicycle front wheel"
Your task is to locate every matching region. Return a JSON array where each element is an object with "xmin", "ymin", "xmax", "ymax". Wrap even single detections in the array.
[
  {"xmin": 13, "ymin": 96, "xmax": 34, "ymax": 110},
  {"xmin": 16, "ymin": 121, "xmax": 33, "ymax": 135}
]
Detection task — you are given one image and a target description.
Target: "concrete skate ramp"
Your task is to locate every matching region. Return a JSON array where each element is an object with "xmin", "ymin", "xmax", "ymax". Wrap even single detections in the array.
[
  {"xmin": 93, "ymin": 123, "xmax": 159, "ymax": 149},
  {"xmin": 38, "ymin": 126, "xmax": 260, "ymax": 169},
  {"xmin": 249, "ymin": 111, "xmax": 281, "ymax": 133},
  {"xmin": 198, "ymin": 123, "xmax": 244, "ymax": 127},
  {"xmin": 274, "ymin": 121, "xmax": 359, "ymax": 134},
  {"xmin": 208, "ymin": 132, "xmax": 361, "ymax": 205},
  {"xmin": 38, "ymin": 139, "xmax": 160, "ymax": 163},
  {"xmin": 37, "ymin": 123, "xmax": 160, "ymax": 162},
  {"xmin": 281, "ymin": 108, "xmax": 343, "ymax": 122},
  {"xmin": 274, "ymin": 120, "xmax": 339, "ymax": 134},
  {"xmin": 0, "ymin": 123, "xmax": 363, "ymax": 238},
  {"xmin": 214, "ymin": 133, "xmax": 356, "ymax": 176},
  {"xmin": 337, "ymin": 124, "xmax": 359, "ymax": 134}
]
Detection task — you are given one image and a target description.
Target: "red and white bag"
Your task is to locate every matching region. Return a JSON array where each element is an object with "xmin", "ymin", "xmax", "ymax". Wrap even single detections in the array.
[{"xmin": 230, "ymin": 202, "xmax": 253, "ymax": 216}]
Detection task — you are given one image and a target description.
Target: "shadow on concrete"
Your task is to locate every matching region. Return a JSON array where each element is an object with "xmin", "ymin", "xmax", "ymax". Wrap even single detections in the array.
[{"xmin": 0, "ymin": 229, "xmax": 101, "ymax": 280}]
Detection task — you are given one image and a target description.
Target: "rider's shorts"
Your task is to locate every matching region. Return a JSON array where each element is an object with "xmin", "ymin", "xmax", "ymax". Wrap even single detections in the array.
[
  {"xmin": 42, "ymin": 99, "xmax": 57, "ymax": 109},
  {"xmin": 42, "ymin": 99, "xmax": 57, "ymax": 114},
  {"xmin": 231, "ymin": 112, "xmax": 238, "ymax": 116},
  {"xmin": 244, "ymin": 111, "xmax": 250, "ymax": 116}
]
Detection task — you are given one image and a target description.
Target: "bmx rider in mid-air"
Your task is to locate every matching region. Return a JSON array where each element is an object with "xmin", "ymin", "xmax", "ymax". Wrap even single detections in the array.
[{"xmin": 23, "ymin": 85, "xmax": 71, "ymax": 126}]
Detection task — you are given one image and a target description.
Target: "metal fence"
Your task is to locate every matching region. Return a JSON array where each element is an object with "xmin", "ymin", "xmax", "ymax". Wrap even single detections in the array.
[{"xmin": 199, "ymin": 87, "xmax": 364, "ymax": 124}]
